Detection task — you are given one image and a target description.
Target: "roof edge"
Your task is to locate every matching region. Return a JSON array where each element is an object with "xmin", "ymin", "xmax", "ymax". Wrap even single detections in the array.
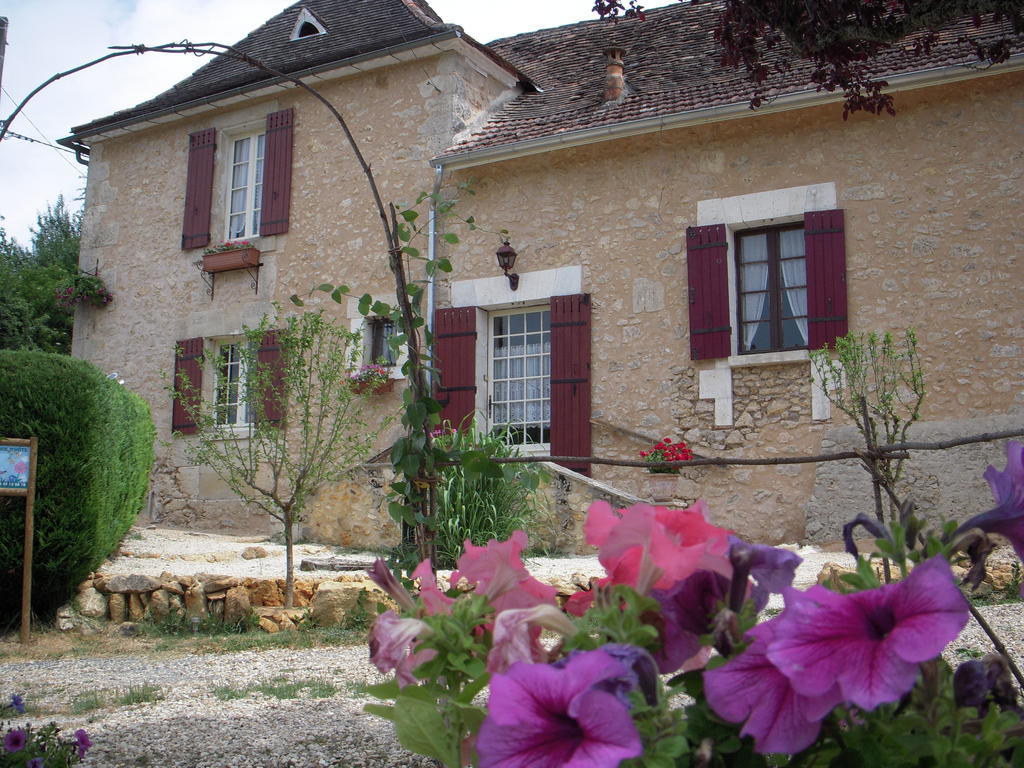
[
  {"xmin": 68, "ymin": 28, "xmax": 468, "ymax": 140},
  {"xmin": 435, "ymin": 55, "xmax": 1024, "ymax": 171}
]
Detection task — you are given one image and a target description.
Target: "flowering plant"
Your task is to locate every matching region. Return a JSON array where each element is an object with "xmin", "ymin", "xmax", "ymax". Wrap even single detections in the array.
[
  {"xmin": 640, "ymin": 437, "xmax": 693, "ymax": 474},
  {"xmin": 365, "ymin": 441, "xmax": 1024, "ymax": 767},
  {"xmin": 2, "ymin": 694, "xmax": 91, "ymax": 767},
  {"xmin": 54, "ymin": 273, "xmax": 112, "ymax": 310},
  {"xmin": 202, "ymin": 240, "xmax": 254, "ymax": 255},
  {"xmin": 350, "ymin": 362, "xmax": 391, "ymax": 390}
]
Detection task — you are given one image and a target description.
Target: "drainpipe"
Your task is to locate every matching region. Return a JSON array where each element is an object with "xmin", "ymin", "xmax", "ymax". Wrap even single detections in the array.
[{"xmin": 425, "ymin": 163, "xmax": 444, "ymax": 390}]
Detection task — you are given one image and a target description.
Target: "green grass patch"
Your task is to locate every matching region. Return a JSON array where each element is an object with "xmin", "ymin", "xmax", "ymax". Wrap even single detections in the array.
[
  {"xmin": 118, "ymin": 683, "xmax": 163, "ymax": 706},
  {"xmin": 70, "ymin": 690, "xmax": 106, "ymax": 715},
  {"xmin": 213, "ymin": 676, "xmax": 338, "ymax": 702},
  {"xmin": 71, "ymin": 684, "xmax": 164, "ymax": 713}
]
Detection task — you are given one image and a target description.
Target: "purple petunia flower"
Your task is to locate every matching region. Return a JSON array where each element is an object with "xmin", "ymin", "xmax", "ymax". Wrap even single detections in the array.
[
  {"xmin": 705, "ymin": 619, "xmax": 842, "ymax": 754},
  {"xmin": 74, "ymin": 728, "xmax": 92, "ymax": 759},
  {"xmin": 767, "ymin": 555, "xmax": 969, "ymax": 710},
  {"xmin": 476, "ymin": 650, "xmax": 643, "ymax": 768},
  {"xmin": 956, "ymin": 441, "xmax": 1024, "ymax": 570},
  {"xmin": 10, "ymin": 694, "xmax": 25, "ymax": 714},
  {"xmin": 4, "ymin": 728, "xmax": 27, "ymax": 753},
  {"xmin": 729, "ymin": 538, "xmax": 802, "ymax": 612},
  {"xmin": 27, "ymin": 758, "xmax": 44, "ymax": 768},
  {"xmin": 651, "ymin": 569, "xmax": 729, "ymax": 674}
]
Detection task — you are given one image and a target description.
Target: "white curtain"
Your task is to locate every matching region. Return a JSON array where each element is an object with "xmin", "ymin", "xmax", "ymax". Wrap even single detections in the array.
[
  {"xmin": 741, "ymin": 236, "xmax": 769, "ymax": 351},
  {"xmin": 781, "ymin": 259, "xmax": 808, "ymax": 345}
]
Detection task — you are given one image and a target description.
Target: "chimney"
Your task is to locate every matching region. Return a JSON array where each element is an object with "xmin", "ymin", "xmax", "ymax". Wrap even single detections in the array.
[{"xmin": 603, "ymin": 48, "xmax": 626, "ymax": 104}]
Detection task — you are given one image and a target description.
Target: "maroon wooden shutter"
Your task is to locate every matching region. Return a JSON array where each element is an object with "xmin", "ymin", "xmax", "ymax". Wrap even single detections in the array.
[
  {"xmin": 433, "ymin": 307, "xmax": 477, "ymax": 430},
  {"xmin": 181, "ymin": 128, "xmax": 216, "ymax": 250},
  {"xmin": 172, "ymin": 338, "xmax": 204, "ymax": 434},
  {"xmin": 259, "ymin": 108, "xmax": 294, "ymax": 236},
  {"xmin": 550, "ymin": 294, "xmax": 591, "ymax": 476},
  {"xmin": 257, "ymin": 330, "xmax": 285, "ymax": 425},
  {"xmin": 686, "ymin": 224, "xmax": 731, "ymax": 360},
  {"xmin": 804, "ymin": 209, "xmax": 848, "ymax": 350}
]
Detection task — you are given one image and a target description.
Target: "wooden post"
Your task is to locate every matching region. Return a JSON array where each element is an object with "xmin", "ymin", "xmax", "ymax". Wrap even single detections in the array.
[{"xmin": 21, "ymin": 437, "xmax": 38, "ymax": 643}]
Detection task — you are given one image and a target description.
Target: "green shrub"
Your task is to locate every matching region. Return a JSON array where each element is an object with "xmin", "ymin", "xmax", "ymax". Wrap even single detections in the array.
[
  {"xmin": 0, "ymin": 350, "xmax": 155, "ymax": 623},
  {"xmin": 430, "ymin": 423, "xmax": 545, "ymax": 569}
]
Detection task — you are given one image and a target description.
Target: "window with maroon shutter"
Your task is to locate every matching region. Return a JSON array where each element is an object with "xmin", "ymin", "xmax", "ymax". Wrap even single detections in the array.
[
  {"xmin": 181, "ymin": 128, "xmax": 216, "ymax": 250},
  {"xmin": 172, "ymin": 338, "xmax": 204, "ymax": 434},
  {"xmin": 257, "ymin": 330, "xmax": 285, "ymax": 424},
  {"xmin": 804, "ymin": 209, "xmax": 848, "ymax": 350},
  {"xmin": 259, "ymin": 108, "xmax": 293, "ymax": 237},
  {"xmin": 433, "ymin": 307, "xmax": 477, "ymax": 430},
  {"xmin": 686, "ymin": 224, "xmax": 731, "ymax": 360},
  {"xmin": 550, "ymin": 293, "xmax": 591, "ymax": 476}
]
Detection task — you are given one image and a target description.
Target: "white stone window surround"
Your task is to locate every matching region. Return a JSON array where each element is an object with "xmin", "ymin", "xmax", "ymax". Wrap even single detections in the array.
[
  {"xmin": 695, "ymin": 183, "xmax": 837, "ymax": 426},
  {"xmin": 209, "ymin": 111, "xmax": 278, "ymax": 249},
  {"xmin": 449, "ymin": 265, "xmax": 583, "ymax": 451},
  {"xmin": 290, "ymin": 8, "xmax": 327, "ymax": 40},
  {"xmin": 225, "ymin": 129, "xmax": 266, "ymax": 241},
  {"xmin": 347, "ymin": 304, "xmax": 408, "ymax": 381}
]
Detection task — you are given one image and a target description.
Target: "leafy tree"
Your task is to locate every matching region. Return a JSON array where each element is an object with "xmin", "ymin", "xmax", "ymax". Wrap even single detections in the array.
[
  {"xmin": 594, "ymin": 0, "xmax": 1023, "ymax": 117},
  {"xmin": 176, "ymin": 309, "xmax": 391, "ymax": 607},
  {"xmin": 0, "ymin": 197, "xmax": 82, "ymax": 353}
]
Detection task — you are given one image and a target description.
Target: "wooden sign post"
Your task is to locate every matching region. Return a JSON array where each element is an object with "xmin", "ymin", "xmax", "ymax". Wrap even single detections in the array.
[{"xmin": 1, "ymin": 437, "xmax": 38, "ymax": 643}]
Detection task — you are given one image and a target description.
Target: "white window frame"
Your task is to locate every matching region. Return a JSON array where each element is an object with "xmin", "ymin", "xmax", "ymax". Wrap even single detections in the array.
[
  {"xmin": 225, "ymin": 130, "xmax": 266, "ymax": 241},
  {"xmin": 211, "ymin": 339, "xmax": 252, "ymax": 429},
  {"xmin": 487, "ymin": 306, "xmax": 552, "ymax": 451},
  {"xmin": 449, "ymin": 265, "xmax": 583, "ymax": 455}
]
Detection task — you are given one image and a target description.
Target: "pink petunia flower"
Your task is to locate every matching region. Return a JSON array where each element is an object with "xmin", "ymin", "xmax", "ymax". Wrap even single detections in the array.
[
  {"xmin": 487, "ymin": 603, "xmax": 578, "ymax": 674},
  {"xmin": 705, "ymin": 619, "xmax": 843, "ymax": 754},
  {"xmin": 366, "ymin": 559, "xmax": 417, "ymax": 613},
  {"xmin": 584, "ymin": 500, "xmax": 732, "ymax": 593},
  {"xmin": 412, "ymin": 558, "xmax": 454, "ymax": 615},
  {"xmin": 767, "ymin": 555, "xmax": 969, "ymax": 710},
  {"xmin": 450, "ymin": 530, "xmax": 557, "ymax": 614},
  {"xmin": 477, "ymin": 650, "xmax": 643, "ymax": 768},
  {"xmin": 369, "ymin": 611, "xmax": 435, "ymax": 687}
]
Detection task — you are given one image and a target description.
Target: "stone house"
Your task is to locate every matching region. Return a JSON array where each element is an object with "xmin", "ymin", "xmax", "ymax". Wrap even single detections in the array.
[{"xmin": 62, "ymin": 0, "xmax": 1023, "ymax": 548}]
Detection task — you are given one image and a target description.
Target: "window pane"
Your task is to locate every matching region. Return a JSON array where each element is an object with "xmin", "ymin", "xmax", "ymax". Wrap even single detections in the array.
[
  {"xmin": 494, "ymin": 337, "xmax": 508, "ymax": 358},
  {"xmin": 510, "ymin": 402, "xmax": 524, "ymax": 422},
  {"xmin": 527, "ymin": 333, "xmax": 542, "ymax": 355},
  {"xmin": 526, "ymin": 401, "xmax": 541, "ymax": 421},
  {"xmin": 232, "ymin": 164, "xmax": 249, "ymax": 189},
  {"xmin": 229, "ymin": 214, "xmax": 245, "ymax": 239},
  {"xmin": 780, "ymin": 228, "xmax": 805, "ymax": 258},
  {"xmin": 525, "ymin": 425, "xmax": 542, "ymax": 444},
  {"xmin": 542, "ymin": 311, "xmax": 550, "ymax": 330},
  {"xmin": 738, "ymin": 233, "xmax": 767, "ymax": 263},
  {"xmin": 494, "ymin": 381, "xmax": 508, "ymax": 401},
  {"xmin": 780, "ymin": 287, "xmax": 806, "ymax": 319},
  {"xmin": 742, "ymin": 321, "xmax": 771, "ymax": 353},
  {"xmin": 510, "ymin": 335, "xmax": 524, "ymax": 356},
  {"xmin": 493, "ymin": 316, "xmax": 506, "ymax": 335},
  {"xmin": 783, "ymin": 318, "xmax": 806, "ymax": 348},
  {"xmin": 230, "ymin": 188, "xmax": 247, "ymax": 215},
  {"xmin": 493, "ymin": 359, "xmax": 507, "ymax": 379},
  {"xmin": 509, "ymin": 314, "xmax": 524, "ymax": 334},
  {"xmin": 526, "ymin": 379, "xmax": 541, "ymax": 399},
  {"xmin": 509, "ymin": 358, "xmax": 523, "ymax": 378},
  {"xmin": 526, "ymin": 312, "xmax": 541, "ymax": 332},
  {"xmin": 779, "ymin": 258, "xmax": 806, "ymax": 288},
  {"xmin": 492, "ymin": 404, "xmax": 507, "ymax": 424},
  {"xmin": 743, "ymin": 292, "xmax": 770, "ymax": 322},
  {"xmin": 510, "ymin": 380, "xmax": 523, "ymax": 400},
  {"xmin": 233, "ymin": 137, "xmax": 250, "ymax": 163},
  {"xmin": 526, "ymin": 356, "xmax": 540, "ymax": 377},
  {"xmin": 741, "ymin": 263, "xmax": 769, "ymax": 291}
]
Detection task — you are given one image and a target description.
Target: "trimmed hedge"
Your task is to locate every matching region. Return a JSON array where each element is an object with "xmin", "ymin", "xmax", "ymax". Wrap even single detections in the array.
[{"xmin": 0, "ymin": 351, "xmax": 155, "ymax": 624}]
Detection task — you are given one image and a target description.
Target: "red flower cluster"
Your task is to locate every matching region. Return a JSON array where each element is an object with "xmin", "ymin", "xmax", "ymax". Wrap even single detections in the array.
[{"xmin": 641, "ymin": 437, "xmax": 693, "ymax": 474}]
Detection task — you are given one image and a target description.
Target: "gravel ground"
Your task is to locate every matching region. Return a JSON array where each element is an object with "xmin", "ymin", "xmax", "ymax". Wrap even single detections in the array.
[{"xmin": 3, "ymin": 527, "xmax": 1021, "ymax": 767}]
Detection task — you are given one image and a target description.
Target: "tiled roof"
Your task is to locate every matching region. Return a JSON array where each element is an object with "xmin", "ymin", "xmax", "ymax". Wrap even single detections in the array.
[
  {"xmin": 441, "ymin": 2, "xmax": 1020, "ymax": 158},
  {"xmin": 71, "ymin": 0, "xmax": 454, "ymax": 137}
]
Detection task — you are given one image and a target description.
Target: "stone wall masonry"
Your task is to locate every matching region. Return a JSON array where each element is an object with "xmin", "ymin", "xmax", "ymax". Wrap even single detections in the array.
[
  {"xmin": 804, "ymin": 412, "xmax": 1024, "ymax": 542},
  {"xmin": 444, "ymin": 70, "xmax": 1023, "ymax": 544}
]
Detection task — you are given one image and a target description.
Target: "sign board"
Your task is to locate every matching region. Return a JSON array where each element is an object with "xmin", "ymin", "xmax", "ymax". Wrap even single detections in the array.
[
  {"xmin": 2, "ymin": 437, "xmax": 38, "ymax": 643},
  {"xmin": 0, "ymin": 442, "xmax": 32, "ymax": 494}
]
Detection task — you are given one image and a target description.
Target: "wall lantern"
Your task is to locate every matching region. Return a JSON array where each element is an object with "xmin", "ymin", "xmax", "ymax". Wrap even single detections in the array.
[{"xmin": 496, "ymin": 241, "xmax": 519, "ymax": 291}]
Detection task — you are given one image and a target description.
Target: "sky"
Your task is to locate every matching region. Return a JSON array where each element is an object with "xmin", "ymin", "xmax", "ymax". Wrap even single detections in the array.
[{"xmin": 0, "ymin": 0, "xmax": 677, "ymax": 247}]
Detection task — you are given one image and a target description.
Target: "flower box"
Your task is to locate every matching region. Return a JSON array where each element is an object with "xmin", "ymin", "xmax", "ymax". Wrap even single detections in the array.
[
  {"xmin": 202, "ymin": 247, "xmax": 260, "ymax": 273},
  {"xmin": 351, "ymin": 378, "xmax": 394, "ymax": 395},
  {"xmin": 647, "ymin": 473, "xmax": 678, "ymax": 502}
]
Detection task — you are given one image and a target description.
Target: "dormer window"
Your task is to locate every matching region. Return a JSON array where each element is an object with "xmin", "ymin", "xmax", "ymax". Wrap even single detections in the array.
[{"xmin": 290, "ymin": 8, "xmax": 327, "ymax": 40}]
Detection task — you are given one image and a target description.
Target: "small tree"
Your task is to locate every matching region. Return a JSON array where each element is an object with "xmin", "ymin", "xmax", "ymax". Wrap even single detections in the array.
[{"xmin": 176, "ymin": 309, "xmax": 390, "ymax": 607}]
